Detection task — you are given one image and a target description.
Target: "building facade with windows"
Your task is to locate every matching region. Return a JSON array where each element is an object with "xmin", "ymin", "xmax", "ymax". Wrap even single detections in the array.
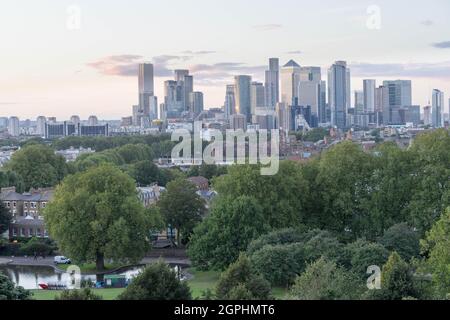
[{"xmin": 1, "ymin": 187, "xmax": 53, "ymax": 239}]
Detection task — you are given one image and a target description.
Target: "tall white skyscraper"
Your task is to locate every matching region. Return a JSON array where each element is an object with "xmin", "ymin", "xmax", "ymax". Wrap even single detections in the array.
[
  {"xmin": 328, "ymin": 61, "xmax": 351, "ymax": 129},
  {"xmin": 432, "ymin": 89, "xmax": 444, "ymax": 128},
  {"xmin": 363, "ymin": 79, "xmax": 376, "ymax": 113},
  {"xmin": 234, "ymin": 75, "xmax": 252, "ymax": 123},
  {"xmin": 281, "ymin": 60, "xmax": 301, "ymax": 106},
  {"xmin": 265, "ymin": 58, "xmax": 279, "ymax": 110},
  {"xmin": 8, "ymin": 116, "xmax": 20, "ymax": 137}
]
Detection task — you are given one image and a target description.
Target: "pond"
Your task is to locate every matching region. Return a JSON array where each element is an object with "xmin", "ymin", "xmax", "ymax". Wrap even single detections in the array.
[{"xmin": 0, "ymin": 265, "xmax": 146, "ymax": 290}]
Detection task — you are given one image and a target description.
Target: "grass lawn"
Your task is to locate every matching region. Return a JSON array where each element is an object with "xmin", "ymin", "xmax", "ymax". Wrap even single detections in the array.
[
  {"xmin": 187, "ymin": 268, "xmax": 221, "ymax": 299},
  {"xmin": 31, "ymin": 288, "xmax": 125, "ymax": 300},
  {"xmin": 186, "ymin": 268, "xmax": 289, "ymax": 300},
  {"xmin": 56, "ymin": 263, "xmax": 122, "ymax": 273}
]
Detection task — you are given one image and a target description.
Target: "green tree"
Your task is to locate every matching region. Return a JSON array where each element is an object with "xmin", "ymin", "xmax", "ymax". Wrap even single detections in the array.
[
  {"xmin": 250, "ymin": 243, "xmax": 304, "ymax": 287},
  {"xmin": 343, "ymin": 239, "xmax": 389, "ymax": 278},
  {"xmin": 376, "ymin": 252, "xmax": 418, "ymax": 300},
  {"xmin": 315, "ymin": 141, "xmax": 375, "ymax": 239},
  {"xmin": 44, "ymin": 164, "xmax": 154, "ymax": 271},
  {"xmin": 55, "ymin": 288, "xmax": 102, "ymax": 300},
  {"xmin": 379, "ymin": 223, "xmax": 420, "ymax": 261},
  {"xmin": 158, "ymin": 178, "xmax": 206, "ymax": 246},
  {"xmin": 0, "ymin": 170, "xmax": 25, "ymax": 193},
  {"xmin": 0, "ymin": 202, "xmax": 11, "ymax": 235},
  {"xmin": 213, "ymin": 162, "xmax": 309, "ymax": 229},
  {"xmin": 130, "ymin": 161, "xmax": 161, "ymax": 186},
  {"xmin": 216, "ymin": 254, "xmax": 272, "ymax": 300},
  {"xmin": 188, "ymin": 196, "xmax": 269, "ymax": 270},
  {"xmin": 290, "ymin": 257, "xmax": 363, "ymax": 300},
  {"xmin": 420, "ymin": 208, "xmax": 450, "ymax": 298},
  {"xmin": 7, "ymin": 144, "xmax": 68, "ymax": 190},
  {"xmin": 0, "ymin": 273, "xmax": 31, "ymax": 300},
  {"xmin": 246, "ymin": 227, "xmax": 307, "ymax": 255},
  {"xmin": 118, "ymin": 260, "xmax": 191, "ymax": 300}
]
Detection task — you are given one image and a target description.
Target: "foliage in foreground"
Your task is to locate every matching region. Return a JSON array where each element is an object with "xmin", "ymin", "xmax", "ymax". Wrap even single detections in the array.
[{"xmin": 118, "ymin": 261, "xmax": 191, "ymax": 300}]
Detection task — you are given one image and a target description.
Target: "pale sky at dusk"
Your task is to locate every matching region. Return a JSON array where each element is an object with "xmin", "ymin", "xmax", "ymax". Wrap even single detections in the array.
[{"xmin": 1, "ymin": 0, "xmax": 450, "ymax": 120}]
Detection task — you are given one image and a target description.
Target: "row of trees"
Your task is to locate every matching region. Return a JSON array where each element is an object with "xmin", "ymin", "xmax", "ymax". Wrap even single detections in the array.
[{"xmin": 188, "ymin": 129, "xmax": 450, "ymax": 299}]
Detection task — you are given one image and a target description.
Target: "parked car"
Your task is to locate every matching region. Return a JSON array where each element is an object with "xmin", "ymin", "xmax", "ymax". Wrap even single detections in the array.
[{"xmin": 54, "ymin": 256, "xmax": 71, "ymax": 264}]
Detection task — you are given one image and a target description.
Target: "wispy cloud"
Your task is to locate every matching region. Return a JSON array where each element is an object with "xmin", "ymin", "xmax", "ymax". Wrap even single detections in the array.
[
  {"xmin": 432, "ymin": 41, "xmax": 450, "ymax": 49},
  {"xmin": 420, "ymin": 20, "xmax": 434, "ymax": 27},
  {"xmin": 87, "ymin": 54, "xmax": 191, "ymax": 77},
  {"xmin": 349, "ymin": 61, "xmax": 450, "ymax": 79},
  {"xmin": 181, "ymin": 50, "xmax": 216, "ymax": 55},
  {"xmin": 252, "ymin": 24, "xmax": 282, "ymax": 31},
  {"xmin": 286, "ymin": 50, "xmax": 302, "ymax": 54}
]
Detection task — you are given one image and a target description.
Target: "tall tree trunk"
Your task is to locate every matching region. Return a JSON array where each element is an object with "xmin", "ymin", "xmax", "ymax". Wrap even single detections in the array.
[{"xmin": 96, "ymin": 251, "xmax": 105, "ymax": 271}]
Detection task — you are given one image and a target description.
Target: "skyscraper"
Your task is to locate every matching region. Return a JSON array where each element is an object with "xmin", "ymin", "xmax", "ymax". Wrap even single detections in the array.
[
  {"xmin": 189, "ymin": 92, "xmax": 204, "ymax": 116},
  {"xmin": 328, "ymin": 61, "xmax": 351, "ymax": 129},
  {"xmin": 298, "ymin": 66, "xmax": 323, "ymax": 126},
  {"xmin": 224, "ymin": 84, "xmax": 236, "ymax": 119},
  {"xmin": 250, "ymin": 81, "xmax": 265, "ymax": 116},
  {"xmin": 265, "ymin": 58, "xmax": 279, "ymax": 110},
  {"xmin": 234, "ymin": 75, "xmax": 252, "ymax": 123},
  {"xmin": 432, "ymin": 89, "xmax": 444, "ymax": 128},
  {"xmin": 423, "ymin": 105, "xmax": 432, "ymax": 126},
  {"xmin": 138, "ymin": 63, "xmax": 154, "ymax": 110},
  {"xmin": 363, "ymin": 79, "xmax": 376, "ymax": 124},
  {"xmin": 382, "ymin": 80, "xmax": 412, "ymax": 125},
  {"xmin": 164, "ymin": 80, "xmax": 184, "ymax": 118},
  {"xmin": 281, "ymin": 60, "xmax": 301, "ymax": 106}
]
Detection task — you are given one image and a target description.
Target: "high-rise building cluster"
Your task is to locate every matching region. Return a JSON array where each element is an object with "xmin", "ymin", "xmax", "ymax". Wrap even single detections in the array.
[{"xmin": 2, "ymin": 57, "xmax": 448, "ymax": 139}]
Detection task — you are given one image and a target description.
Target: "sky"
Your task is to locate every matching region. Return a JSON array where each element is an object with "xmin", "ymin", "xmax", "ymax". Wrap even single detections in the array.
[{"xmin": 1, "ymin": 0, "xmax": 450, "ymax": 120}]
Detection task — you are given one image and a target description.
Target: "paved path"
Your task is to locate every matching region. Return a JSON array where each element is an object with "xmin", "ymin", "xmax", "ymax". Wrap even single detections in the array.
[
  {"xmin": 0, "ymin": 257, "xmax": 12, "ymax": 265},
  {"xmin": 0, "ymin": 256, "xmax": 191, "ymax": 269}
]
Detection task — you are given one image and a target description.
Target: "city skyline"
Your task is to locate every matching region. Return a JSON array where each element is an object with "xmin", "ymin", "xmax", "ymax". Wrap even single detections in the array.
[{"xmin": 1, "ymin": 0, "xmax": 450, "ymax": 119}]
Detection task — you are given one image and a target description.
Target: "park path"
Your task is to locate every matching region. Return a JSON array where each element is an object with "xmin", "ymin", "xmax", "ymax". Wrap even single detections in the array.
[{"xmin": 0, "ymin": 255, "xmax": 191, "ymax": 269}]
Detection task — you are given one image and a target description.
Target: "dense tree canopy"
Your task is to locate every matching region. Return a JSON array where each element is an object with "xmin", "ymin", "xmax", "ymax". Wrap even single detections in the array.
[
  {"xmin": 188, "ymin": 196, "xmax": 269, "ymax": 270},
  {"xmin": 420, "ymin": 208, "xmax": 450, "ymax": 298},
  {"xmin": 6, "ymin": 144, "xmax": 68, "ymax": 190},
  {"xmin": 44, "ymin": 164, "xmax": 156, "ymax": 270}
]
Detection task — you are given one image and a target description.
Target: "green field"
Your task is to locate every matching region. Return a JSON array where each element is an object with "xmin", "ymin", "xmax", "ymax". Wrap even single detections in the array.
[
  {"xmin": 186, "ymin": 268, "xmax": 221, "ymax": 299},
  {"xmin": 31, "ymin": 288, "xmax": 125, "ymax": 300}
]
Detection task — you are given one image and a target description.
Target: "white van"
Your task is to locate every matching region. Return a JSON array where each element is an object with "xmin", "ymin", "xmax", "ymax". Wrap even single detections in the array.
[{"xmin": 54, "ymin": 256, "xmax": 71, "ymax": 264}]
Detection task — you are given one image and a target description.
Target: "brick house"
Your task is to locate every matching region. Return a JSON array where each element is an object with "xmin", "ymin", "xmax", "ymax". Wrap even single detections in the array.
[{"xmin": 0, "ymin": 187, "xmax": 53, "ymax": 239}]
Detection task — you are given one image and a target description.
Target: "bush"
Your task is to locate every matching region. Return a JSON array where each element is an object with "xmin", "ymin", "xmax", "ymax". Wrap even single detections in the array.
[
  {"xmin": 55, "ymin": 288, "xmax": 102, "ymax": 300},
  {"xmin": 119, "ymin": 260, "xmax": 191, "ymax": 300},
  {"xmin": 216, "ymin": 254, "xmax": 272, "ymax": 300},
  {"xmin": 0, "ymin": 272, "xmax": 32, "ymax": 300},
  {"xmin": 20, "ymin": 237, "xmax": 55, "ymax": 256}
]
